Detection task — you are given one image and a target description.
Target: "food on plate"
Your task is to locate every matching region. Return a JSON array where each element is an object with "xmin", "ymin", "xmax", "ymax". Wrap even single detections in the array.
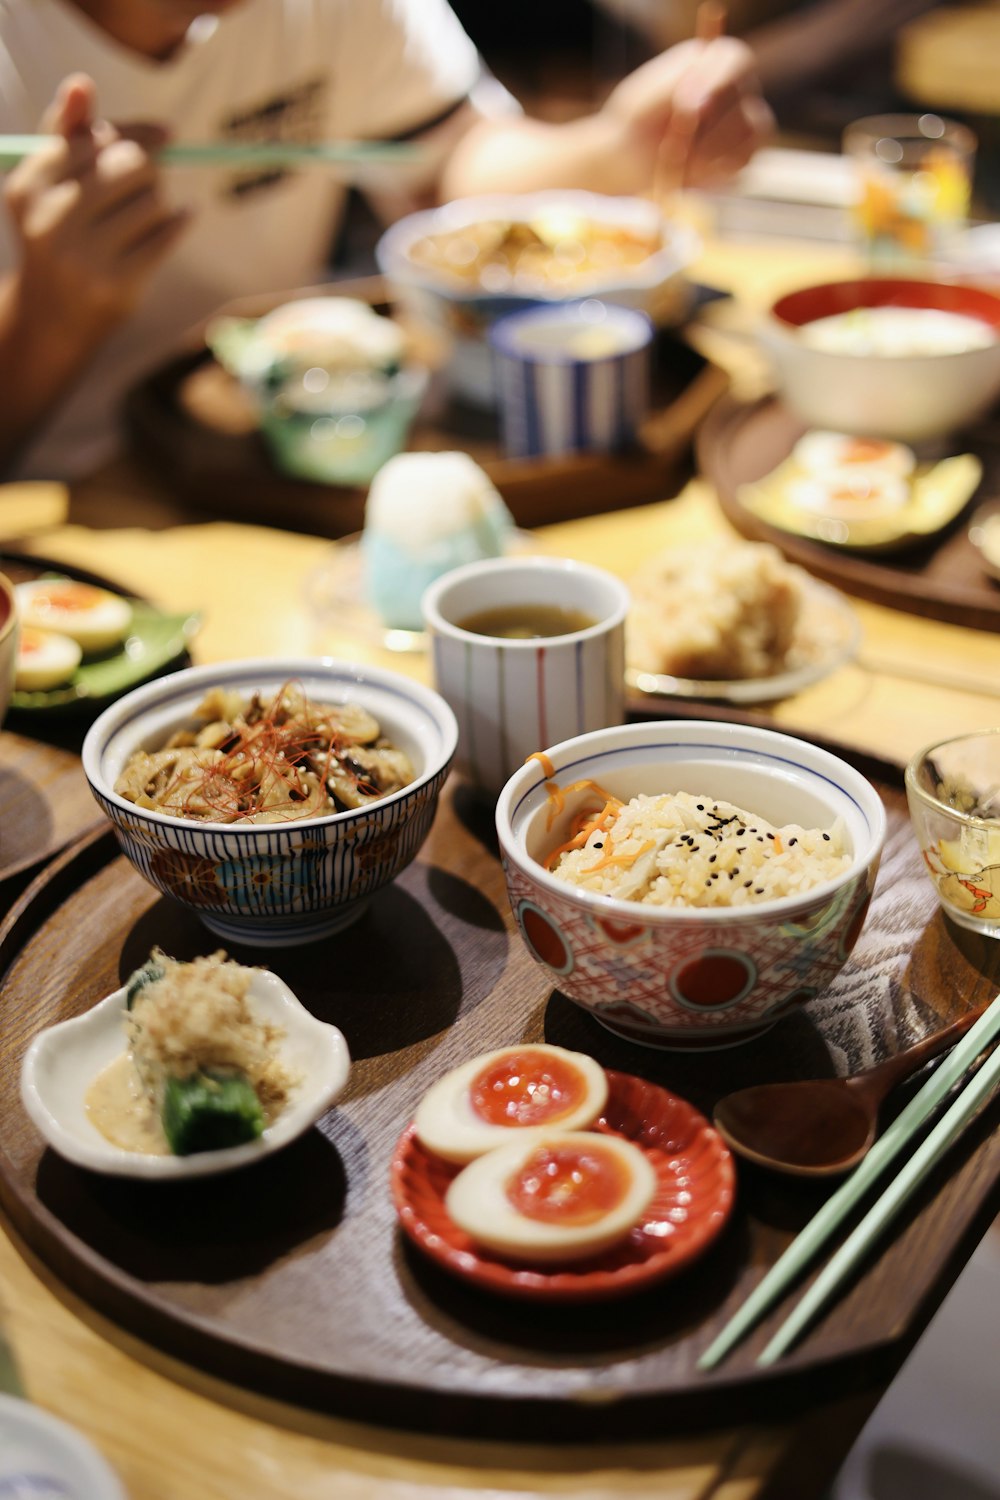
[
  {"xmin": 86, "ymin": 949, "xmax": 297, "ymax": 1156},
  {"xmin": 114, "ymin": 679, "xmax": 414, "ymax": 823},
  {"xmin": 798, "ymin": 305, "xmax": 997, "ymax": 358},
  {"xmin": 15, "ymin": 578, "xmax": 132, "ymax": 653},
  {"xmin": 787, "ymin": 470, "xmax": 910, "ymax": 521},
  {"xmin": 414, "ymin": 1043, "xmax": 608, "ymax": 1165},
  {"xmin": 626, "ymin": 540, "xmax": 804, "ymax": 681},
  {"xmin": 14, "ymin": 625, "xmax": 82, "ymax": 691},
  {"xmin": 210, "ymin": 296, "xmax": 407, "ymax": 387},
  {"xmin": 444, "ymin": 1129, "xmax": 657, "ymax": 1263},
  {"xmin": 546, "ymin": 788, "xmax": 850, "ymax": 908},
  {"xmin": 791, "ymin": 431, "xmax": 916, "ymax": 478},
  {"xmin": 405, "ymin": 208, "xmax": 662, "ymax": 295},
  {"xmin": 362, "ymin": 451, "xmax": 514, "ymax": 631}
]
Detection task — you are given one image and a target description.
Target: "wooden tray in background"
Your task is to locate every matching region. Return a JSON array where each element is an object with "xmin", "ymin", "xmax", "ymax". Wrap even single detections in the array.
[
  {"xmin": 1, "ymin": 761, "xmax": 998, "ymax": 1439},
  {"xmin": 123, "ymin": 277, "xmax": 729, "ymax": 537},
  {"xmin": 698, "ymin": 396, "xmax": 1000, "ymax": 632}
]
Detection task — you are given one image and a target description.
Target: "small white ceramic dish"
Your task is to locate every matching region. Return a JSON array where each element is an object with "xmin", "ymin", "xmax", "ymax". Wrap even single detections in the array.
[{"xmin": 20, "ymin": 967, "xmax": 351, "ymax": 1178}]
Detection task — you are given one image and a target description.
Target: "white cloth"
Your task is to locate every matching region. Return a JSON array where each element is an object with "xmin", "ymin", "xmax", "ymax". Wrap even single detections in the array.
[{"xmin": 0, "ymin": 0, "xmax": 484, "ymax": 477}]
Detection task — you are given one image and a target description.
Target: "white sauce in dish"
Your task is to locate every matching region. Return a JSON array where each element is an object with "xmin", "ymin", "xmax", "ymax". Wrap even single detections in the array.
[{"xmin": 799, "ymin": 306, "xmax": 997, "ymax": 357}]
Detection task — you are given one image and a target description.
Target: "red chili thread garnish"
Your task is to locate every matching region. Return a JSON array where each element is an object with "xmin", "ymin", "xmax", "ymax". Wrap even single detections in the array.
[{"xmin": 153, "ymin": 680, "xmax": 374, "ymax": 823}]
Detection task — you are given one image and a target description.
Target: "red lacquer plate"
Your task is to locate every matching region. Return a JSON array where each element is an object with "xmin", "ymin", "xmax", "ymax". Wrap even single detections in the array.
[{"xmin": 390, "ymin": 1069, "xmax": 736, "ymax": 1302}]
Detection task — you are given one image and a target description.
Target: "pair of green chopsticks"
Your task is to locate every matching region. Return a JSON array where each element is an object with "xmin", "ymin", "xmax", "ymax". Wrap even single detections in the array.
[
  {"xmin": 699, "ymin": 989, "xmax": 1000, "ymax": 1371},
  {"xmin": 0, "ymin": 135, "xmax": 426, "ymax": 170}
]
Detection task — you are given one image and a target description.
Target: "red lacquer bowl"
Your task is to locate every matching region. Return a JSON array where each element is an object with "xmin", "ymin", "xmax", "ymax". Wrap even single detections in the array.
[{"xmin": 390, "ymin": 1069, "xmax": 735, "ymax": 1302}]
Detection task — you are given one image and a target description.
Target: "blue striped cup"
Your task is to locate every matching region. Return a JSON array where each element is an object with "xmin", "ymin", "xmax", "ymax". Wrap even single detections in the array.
[{"xmin": 489, "ymin": 300, "xmax": 653, "ymax": 459}]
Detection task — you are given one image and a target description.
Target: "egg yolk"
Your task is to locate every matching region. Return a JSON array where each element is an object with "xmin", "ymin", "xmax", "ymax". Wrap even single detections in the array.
[
  {"xmin": 30, "ymin": 583, "xmax": 105, "ymax": 613},
  {"xmin": 842, "ymin": 439, "xmax": 894, "ymax": 464},
  {"xmin": 469, "ymin": 1049, "xmax": 590, "ymax": 1128},
  {"xmin": 505, "ymin": 1140, "xmax": 633, "ymax": 1227},
  {"xmin": 19, "ymin": 628, "xmax": 47, "ymax": 654}
]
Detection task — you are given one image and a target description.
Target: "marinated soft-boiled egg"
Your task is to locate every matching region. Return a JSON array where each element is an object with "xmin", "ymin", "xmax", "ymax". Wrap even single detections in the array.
[
  {"xmin": 413, "ymin": 1044, "xmax": 608, "ymax": 1165},
  {"xmin": 792, "ymin": 432, "xmax": 916, "ymax": 478},
  {"xmin": 788, "ymin": 469, "xmax": 910, "ymax": 521},
  {"xmin": 445, "ymin": 1130, "xmax": 658, "ymax": 1263},
  {"xmin": 14, "ymin": 626, "xmax": 83, "ymax": 691},
  {"xmin": 15, "ymin": 579, "xmax": 132, "ymax": 653}
]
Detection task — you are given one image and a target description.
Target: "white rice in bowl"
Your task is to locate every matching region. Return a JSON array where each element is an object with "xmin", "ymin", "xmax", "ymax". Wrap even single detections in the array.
[{"xmin": 549, "ymin": 791, "xmax": 850, "ymax": 908}]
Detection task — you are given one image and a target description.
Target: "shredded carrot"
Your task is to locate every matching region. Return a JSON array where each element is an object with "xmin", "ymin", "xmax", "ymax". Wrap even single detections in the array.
[
  {"xmin": 773, "ymin": 835, "xmax": 783, "ymax": 854},
  {"xmin": 527, "ymin": 751, "xmax": 556, "ymax": 779},
  {"xmin": 543, "ymin": 795, "xmax": 624, "ymax": 869}
]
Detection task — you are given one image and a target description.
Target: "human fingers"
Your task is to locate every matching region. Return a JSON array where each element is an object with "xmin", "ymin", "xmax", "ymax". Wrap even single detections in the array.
[
  {"xmin": 684, "ymin": 87, "xmax": 773, "ymax": 185},
  {"xmin": 668, "ymin": 37, "xmax": 757, "ymax": 134},
  {"xmin": 40, "ymin": 73, "xmax": 98, "ymax": 138},
  {"xmin": 90, "ymin": 183, "xmax": 187, "ymax": 262},
  {"xmin": 83, "ymin": 138, "xmax": 162, "ymax": 223}
]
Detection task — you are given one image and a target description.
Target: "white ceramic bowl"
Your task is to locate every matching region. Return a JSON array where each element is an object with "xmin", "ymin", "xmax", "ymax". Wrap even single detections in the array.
[
  {"xmin": 81, "ymin": 657, "xmax": 458, "ymax": 946},
  {"xmin": 376, "ymin": 190, "xmax": 698, "ymax": 405},
  {"xmin": 21, "ymin": 967, "xmax": 350, "ymax": 1178},
  {"xmin": 758, "ymin": 277, "xmax": 1000, "ymax": 441},
  {"xmin": 495, "ymin": 720, "xmax": 886, "ymax": 1050}
]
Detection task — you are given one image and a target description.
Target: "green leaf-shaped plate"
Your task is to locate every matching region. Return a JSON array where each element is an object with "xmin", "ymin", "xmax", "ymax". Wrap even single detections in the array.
[{"xmin": 11, "ymin": 598, "xmax": 200, "ymax": 712}]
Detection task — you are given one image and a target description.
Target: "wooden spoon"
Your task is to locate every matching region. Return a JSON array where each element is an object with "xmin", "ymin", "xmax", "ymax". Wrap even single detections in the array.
[{"xmin": 712, "ymin": 1009, "xmax": 983, "ymax": 1177}]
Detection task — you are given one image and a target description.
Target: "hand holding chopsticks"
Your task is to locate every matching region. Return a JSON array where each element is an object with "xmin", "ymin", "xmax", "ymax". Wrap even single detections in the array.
[{"xmin": 699, "ymin": 990, "xmax": 1000, "ymax": 1371}]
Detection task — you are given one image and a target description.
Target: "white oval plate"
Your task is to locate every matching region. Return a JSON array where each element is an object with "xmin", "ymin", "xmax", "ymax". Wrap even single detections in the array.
[
  {"xmin": 20, "ymin": 968, "xmax": 350, "ymax": 1179},
  {"xmin": 625, "ymin": 574, "xmax": 861, "ymax": 706}
]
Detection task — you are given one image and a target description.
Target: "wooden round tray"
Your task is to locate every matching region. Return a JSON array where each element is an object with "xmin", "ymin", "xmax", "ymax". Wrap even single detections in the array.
[
  {"xmin": 698, "ymin": 395, "xmax": 1000, "ymax": 631},
  {"xmin": 1, "ymin": 767, "xmax": 998, "ymax": 1439}
]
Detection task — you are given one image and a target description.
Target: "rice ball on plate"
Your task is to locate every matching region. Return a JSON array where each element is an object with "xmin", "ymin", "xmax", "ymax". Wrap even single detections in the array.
[
  {"xmin": 362, "ymin": 451, "xmax": 513, "ymax": 630},
  {"xmin": 626, "ymin": 539, "xmax": 802, "ymax": 682}
]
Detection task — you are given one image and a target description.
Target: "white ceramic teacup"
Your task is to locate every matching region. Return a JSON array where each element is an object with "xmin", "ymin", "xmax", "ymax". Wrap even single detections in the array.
[
  {"xmin": 0, "ymin": 572, "xmax": 18, "ymax": 724},
  {"xmin": 422, "ymin": 556, "xmax": 629, "ymax": 797}
]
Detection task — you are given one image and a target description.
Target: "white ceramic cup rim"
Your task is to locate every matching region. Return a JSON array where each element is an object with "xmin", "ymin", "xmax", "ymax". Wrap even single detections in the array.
[
  {"xmin": 488, "ymin": 301, "xmax": 654, "ymax": 364},
  {"xmin": 421, "ymin": 556, "xmax": 631, "ymax": 647}
]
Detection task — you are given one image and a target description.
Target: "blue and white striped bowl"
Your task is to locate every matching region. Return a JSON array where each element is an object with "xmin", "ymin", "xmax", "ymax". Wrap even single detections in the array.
[
  {"xmin": 81, "ymin": 658, "xmax": 457, "ymax": 947},
  {"xmin": 489, "ymin": 301, "xmax": 653, "ymax": 460}
]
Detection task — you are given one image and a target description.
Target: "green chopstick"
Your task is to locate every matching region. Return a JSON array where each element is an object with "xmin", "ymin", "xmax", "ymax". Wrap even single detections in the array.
[
  {"xmin": 698, "ymin": 990, "xmax": 1000, "ymax": 1372},
  {"xmin": 0, "ymin": 135, "xmax": 427, "ymax": 170},
  {"xmin": 757, "ymin": 1036, "xmax": 1000, "ymax": 1365}
]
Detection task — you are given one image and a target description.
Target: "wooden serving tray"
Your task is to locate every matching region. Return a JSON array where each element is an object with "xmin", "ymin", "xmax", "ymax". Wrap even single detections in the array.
[
  {"xmin": 698, "ymin": 395, "xmax": 1000, "ymax": 631},
  {"xmin": 0, "ymin": 769, "xmax": 998, "ymax": 1439},
  {"xmin": 123, "ymin": 277, "xmax": 729, "ymax": 536}
]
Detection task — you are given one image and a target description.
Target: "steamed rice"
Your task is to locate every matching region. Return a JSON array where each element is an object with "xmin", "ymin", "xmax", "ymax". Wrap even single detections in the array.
[{"xmin": 550, "ymin": 792, "xmax": 850, "ymax": 908}]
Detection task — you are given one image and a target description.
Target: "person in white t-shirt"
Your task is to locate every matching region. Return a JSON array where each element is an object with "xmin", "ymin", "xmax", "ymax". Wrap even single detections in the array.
[{"xmin": 0, "ymin": 0, "xmax": 771, "ymax": 479}]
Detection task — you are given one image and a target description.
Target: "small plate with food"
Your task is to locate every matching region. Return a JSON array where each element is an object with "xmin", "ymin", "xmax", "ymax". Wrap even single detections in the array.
[
  {"xmin": 391, "ymin": 1044, "xmax": 735, "ymax": 1301},
  {"xmin": 735, "ymin": 432, "xmax": 982, "ymax": 553},
  {"xmin": 6, "ymin": 557, "xmax": 200, "ymax": 713},
  {"xmin": 21, "ymin": 949, "xmax": 351, "ymax": 1178},
  {"xmin": 624, "ymin": 538, "xmax": 860, "ymax": 705}
]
